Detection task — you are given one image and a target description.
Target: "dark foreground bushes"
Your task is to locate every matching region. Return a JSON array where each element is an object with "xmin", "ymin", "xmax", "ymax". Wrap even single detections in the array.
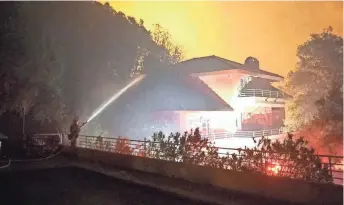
[{"xmin": 81, "ymin": 128, "xmax": 334, "ymax": 183}]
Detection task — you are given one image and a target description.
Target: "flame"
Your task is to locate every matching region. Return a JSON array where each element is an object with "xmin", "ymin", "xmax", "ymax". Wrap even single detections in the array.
[{"xmin": 268, "ymin": 162, "xmax": 281, "ymax": 175}]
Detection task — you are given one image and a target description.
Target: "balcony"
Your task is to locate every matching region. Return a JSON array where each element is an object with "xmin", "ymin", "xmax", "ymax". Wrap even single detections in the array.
[
  {"xmin": 239, "ymin": 89, "xmax": 285, "ymax": 98},
  {"xmin": 202, "ymin": 128, "xmax": 285, "ymax": 140}
]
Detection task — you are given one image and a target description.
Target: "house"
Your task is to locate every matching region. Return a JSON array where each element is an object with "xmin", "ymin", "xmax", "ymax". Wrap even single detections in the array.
[
  {"xmin": 171, "ymin": 55, "xmax": 287, "ymax": 148},
  {"xmin": 95, "ymin": 55, "xmax": 287, "ymax": 148},
  {"xmin": 97, "ymin": 72, "xmax": 235, "ymax": 139}
]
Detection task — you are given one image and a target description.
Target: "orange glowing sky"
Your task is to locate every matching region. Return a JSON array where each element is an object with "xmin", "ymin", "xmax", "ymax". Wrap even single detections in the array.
[{"xmin": 109, "ymin": 1, "xmax": 343, "ymax": 76}]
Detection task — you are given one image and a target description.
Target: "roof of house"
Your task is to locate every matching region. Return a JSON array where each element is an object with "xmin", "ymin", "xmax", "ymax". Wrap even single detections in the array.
[
  {"xmin": 94, "ymin": 74, "xmax": 233, "ymax": 138},
  {"xmin": 102, "ymin": 73, "xmax": 233, "ymax": 115},
  {"xmin": 173, "ymin": 55, "xmax": 284, "ymax": 79}
]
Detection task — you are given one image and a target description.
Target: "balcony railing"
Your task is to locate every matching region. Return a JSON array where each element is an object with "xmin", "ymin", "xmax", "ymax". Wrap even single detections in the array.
[
  {"xmin": 201, "ymin": 128, "xmax": 284, "ymax": 140},
  {"xmin": 239, "ymin": 89, "xmax": 284, "ymax": 98}
]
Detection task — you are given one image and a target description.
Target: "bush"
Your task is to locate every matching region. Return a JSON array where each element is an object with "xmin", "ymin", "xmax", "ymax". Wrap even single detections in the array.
[
  {"xmin": 88, "ymin": 128, "xmax": 333, "ymax": 183},
  {"xmin": 220, "ymin": 134, "xmax": 332, "ymax": 183}
]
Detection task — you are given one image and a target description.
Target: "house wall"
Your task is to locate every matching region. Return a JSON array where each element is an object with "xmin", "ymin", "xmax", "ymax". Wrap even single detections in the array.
[
  {"xmin": 153, "ymin": 110, "xmax": 237, "ymax": 135},
  {"xmin": 150, "ymin": 111, "xmax": 181, "ymax": 134},
  {"xmin": 198, "ymin": 72, "xmax": 247, "ymax": 105},
  {"xmin": 197, "ymin": 72, "xmax": 247, "ymax": 131},
  {"xmin": 117, "ymin": 108, "xmax": 284, "ymax": 149},
  {"xmin": 240, "ymin": 106, "xmax": 285, "ymax": 131},
  {"xmin": 179, "ymin": 111, "xmax": 237, "ymax": 134}
]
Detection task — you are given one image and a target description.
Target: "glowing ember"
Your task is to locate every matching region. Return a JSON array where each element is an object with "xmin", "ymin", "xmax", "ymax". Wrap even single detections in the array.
[
  {"xmin": 85, "ymin": 75, "xmax": 146, "ymax": 125},
  {"xmin": 268, "ymin": 162, "xmax": 281, "ymax": 175}
]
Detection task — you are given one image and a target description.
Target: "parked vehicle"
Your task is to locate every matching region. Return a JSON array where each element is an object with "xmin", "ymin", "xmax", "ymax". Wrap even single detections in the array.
[{"xmin": 28, "ymin": 133, "xmax": 63, "ymax": 157}]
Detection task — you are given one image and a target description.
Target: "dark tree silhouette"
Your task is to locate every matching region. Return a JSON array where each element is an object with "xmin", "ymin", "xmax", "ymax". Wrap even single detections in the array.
[{"xmin": 0, "ymin": 2, "xmax": 184, "ymax": 142}]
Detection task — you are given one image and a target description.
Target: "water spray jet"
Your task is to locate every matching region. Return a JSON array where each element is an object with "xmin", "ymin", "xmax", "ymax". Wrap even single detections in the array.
[{"xmin": 83, "ymin": 75, "xmax": 146, "ymax": 127}]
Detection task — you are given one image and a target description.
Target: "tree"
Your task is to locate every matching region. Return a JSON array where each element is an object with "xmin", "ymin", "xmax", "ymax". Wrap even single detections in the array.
[
  {"xmin": 281, "ymin": 27, "xmax": 343, "ymax": 155},
  {"xmin": 0, "ymin": 2, "xmax": 76, "ymax": 134},
  {"xmin": 131, "ymin": 23, "xmax": 185, "ymax": 76},
  {"xmin": 150, "ymin": 24, "xmax": 184, "ymax": 65},
  {"xmin": 0, "ymin": 2, "xmax": 185, "ymax": 139}
]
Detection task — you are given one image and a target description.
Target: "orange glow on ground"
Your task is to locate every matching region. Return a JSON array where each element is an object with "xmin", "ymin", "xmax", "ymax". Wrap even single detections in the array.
[{"xmin": 108, "ymin": 2, "xmax": 342, "ymax": 77}]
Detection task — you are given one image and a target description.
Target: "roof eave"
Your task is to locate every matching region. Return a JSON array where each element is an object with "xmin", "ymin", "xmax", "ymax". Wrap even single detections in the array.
[{"xmin": 176, "ymin": 55, "xmax": 284, "ymax": 80}]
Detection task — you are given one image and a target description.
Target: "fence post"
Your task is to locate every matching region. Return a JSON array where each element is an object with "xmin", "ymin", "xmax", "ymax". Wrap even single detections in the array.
[
  {"xmin": 262, "ymin": 154, "xmax": 266, "ymax": 174},
  {"xmin": 328, "ymin": 156, "xmax": 333, "ymax": 179}
]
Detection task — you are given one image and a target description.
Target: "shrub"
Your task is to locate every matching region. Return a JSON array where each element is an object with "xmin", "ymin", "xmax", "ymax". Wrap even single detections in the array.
[
  {"xmin": 114, "ymin": 137, "xmax": 133, "ymax": 155},
  {"xmin": 222, "ymin": 134, "xmax": 332, "ymax": 182},
  {"xmin": 144, "ymin": 129, "xmax": 333, "ymax": 183},
  {"xmin": 87, "ymin": 128, "xmax": 334, "ymax": 183}
]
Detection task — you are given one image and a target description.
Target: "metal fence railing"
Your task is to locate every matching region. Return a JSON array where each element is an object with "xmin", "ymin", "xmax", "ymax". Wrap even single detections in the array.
[
  {"xmin": 76, "ymin": 135, "xmax": 343, "ymax": 185},
  {"xmin": 202, "ymin": 128, "xmax": 284, "ymax": 140},
  {"xmin": 239, "ymin": 89, "xmax": 285, "ymax": 98}
]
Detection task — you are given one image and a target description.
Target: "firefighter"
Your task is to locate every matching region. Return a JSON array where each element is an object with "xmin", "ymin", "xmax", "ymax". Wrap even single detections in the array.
[{"xmin": 68, "ymin": 117, "xmax": 86, "ymax": 148}]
